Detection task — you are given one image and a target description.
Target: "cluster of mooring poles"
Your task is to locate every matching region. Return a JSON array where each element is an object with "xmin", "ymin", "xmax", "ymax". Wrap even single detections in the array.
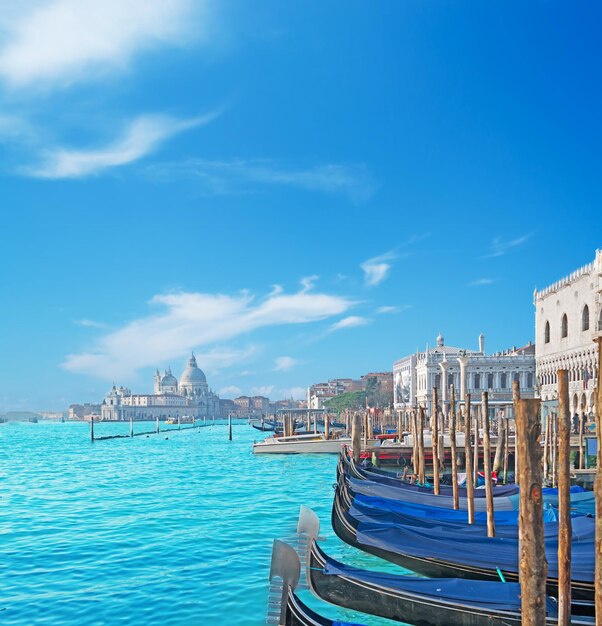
[{"xmin": 344, "ymin": 337, "xmax": 602, "ymax": 626}]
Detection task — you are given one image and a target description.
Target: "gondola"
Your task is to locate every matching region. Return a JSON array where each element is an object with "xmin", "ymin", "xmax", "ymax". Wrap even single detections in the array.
[
  {"xmin": 252, "ymin": 422, "xmax": 276, "ymax": 432},
  {"xmin": 338, "ymin": 451, "xmax": 518, "ymax": 511},
  {"xmin": 339, "ymin": 448, "xmax": 595, "ymax": 515},
  {"xmin": 342, "ymin": 479, "xmax": 594, "ymax": 541},
  {"xmin": 332, "ymin": 476, "xmax": 595, "ymax": 603},
  {"xmin": 298, "ymin": 506, "xmax": 594, "ymax": 626},
  {"xmin": 268, "ymin": 538, "xmax": 366, "ymax": 626}
]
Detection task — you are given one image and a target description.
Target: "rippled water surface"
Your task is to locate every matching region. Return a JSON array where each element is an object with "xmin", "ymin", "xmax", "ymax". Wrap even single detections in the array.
[{"xmin": 1, "ymin": 421, "xmax": 403, "ymax": 625}]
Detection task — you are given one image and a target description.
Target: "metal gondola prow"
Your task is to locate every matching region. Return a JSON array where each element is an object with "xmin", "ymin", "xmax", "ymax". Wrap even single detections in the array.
[{"xmin": 267, "ymin": 540, "xmax": 301, "ymax": 625}]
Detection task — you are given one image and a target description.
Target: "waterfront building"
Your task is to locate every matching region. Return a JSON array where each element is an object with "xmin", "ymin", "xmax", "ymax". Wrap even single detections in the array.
[
  {"xmin": 306, "ymin": 373, "xmax": 393, "ymax": 409},
  {"xmin": 232, "ymin": 395, "xmax": 271, "ymax": 417},
  {"xmin": 68, "ymin": 403, "xmax": 102, "ymax": 420},
  {"xmin": 100, "ymin": 353, "xmax": 220, "ymax": 421},
  {"xmin": 393, "ymin": 333, "xmax": 536, "ymax": 417},
  {"xmin": 534, "ymin": 249, "xmax": 601, "ymax": 416}
]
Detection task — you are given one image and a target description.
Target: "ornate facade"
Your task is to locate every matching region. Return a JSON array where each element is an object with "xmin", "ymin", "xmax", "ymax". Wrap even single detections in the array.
[
  {"xmin": 534, "ymin": 250, "xmax": 601, "ymax": 416},
  {"xmin": 393, "ymin": 333, "xmax": 536, "ymax": 417},
  {"xmin": 100, "ymin": 354, "xmax": 220, "ymax": 421}
]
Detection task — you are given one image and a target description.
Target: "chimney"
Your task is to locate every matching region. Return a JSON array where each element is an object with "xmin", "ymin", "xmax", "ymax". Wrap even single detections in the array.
[{"xmin": 478, "ymin": 333, "xmax": 485, "ymax": 354}]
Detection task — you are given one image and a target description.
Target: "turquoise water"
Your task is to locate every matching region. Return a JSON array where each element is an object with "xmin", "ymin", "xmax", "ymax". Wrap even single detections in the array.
[{"xmin": 0, "ymin": 421, "xmax": 402, "ymax": 625}]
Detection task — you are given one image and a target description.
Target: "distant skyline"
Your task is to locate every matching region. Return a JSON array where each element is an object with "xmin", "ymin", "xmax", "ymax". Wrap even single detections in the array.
[{"xmin": 1, "ymin": 1, "xmax": 601, "ymax": 411}]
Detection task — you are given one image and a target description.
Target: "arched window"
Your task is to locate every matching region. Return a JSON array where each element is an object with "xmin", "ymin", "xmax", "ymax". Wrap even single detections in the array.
[
  {"xmin": 501, "ymin": 373, "xmax": 507, "ymax": 389},
  {"xmin": 434, "ymin": 373, "xmax": 441, "ymax": 389},
  {"xmin": 448, "ymin": 373, "xmax": 454, "ymax": 389},
  {"xmin": 474, "ymin": 374, "xmax": 480, "ymax": 390},
  {"xmin": 513, "ymin": 372, "xmax": 520, "ymax": 383},
  {"xmin": 582, "ymin": 305, "xmax": 590, "ymax": 331},
  {"xmin": 599, "ymin": 309, "xmax": 602, "ymax": 332},
  {"xmin": 561, "ymin": 314, "xmax": 568, "ymax": 338},
  {"xmin": 544, "ymin": 321, "xmax": 550, "ymax": 343},
  {"xmin": 487, "ymin": 373, "xmax": 494, "ymax": 389}
]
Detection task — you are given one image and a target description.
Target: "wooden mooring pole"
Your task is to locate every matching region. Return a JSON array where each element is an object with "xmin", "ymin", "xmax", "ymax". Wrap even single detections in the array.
[
  {"xmin": 593, "ymin": 337, "xmax": 602, "ymax": 621},
  {"xmin": 543, "ymin": 410, "xmax": 551, "ymax": 482},
  {"xmin": 156, "ymin": 415, "xmax": 160, "ymax": 434},
  {"xmin": 557, "ymin": 369, "xmax": 572, "ymax": 626},
  {"xmin": 473, "ymin": 407, "xmax": 479, "ymax": 485},
  {"xmin": 493, "ymin": 409, "xmax": 505, "ymax": 477},
  {"xmin": 130, "ymin": 414, "xmax": 134, "ymax": 438},
  {"xmin": 228, "ymin": 413, "xmax": 232, "ymax": 441},
  {"xmin": 432, "ymin": 387, "xmax": 440, "ymax": 495},
  {"xmin": 481, "ymin": 391, "xmax": 495, "ymax": 538},
  {"xmin": 515, "ymin": 396, "xmax": 546, "ymax": 626},
  {"xmin": 513, "ymin": 380, "xmax": 521, "ymax": 486},
  {"xmin": 411, "ymin": 410, "xmax": 419, "ymax": 479},
  {"xmin": 418, "ymin": 406, "xmax": 425, "ymax": 485},
  {"xmin": 464, "ymin": 394, "xmax": 474, "ymax": 524},
  {"xmin": 90, "ymin": 415, "xmax": 94, "ymax": 442},
  {"xmin": 503, "ymin": 411, "xmax": 510, "ymax": 484},
  {"xmin": 351, "ymin": 413, "xmax": 361, "ymax": 464},
  {"xmin": 449, "ymin": 384, "xmax": 459, "ymax": 510}
]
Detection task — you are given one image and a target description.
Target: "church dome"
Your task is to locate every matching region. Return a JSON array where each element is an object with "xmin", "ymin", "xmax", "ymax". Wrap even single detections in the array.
[
  {"xmin": 162, "ymin": 373, "xmax": 178, "ymax": 387},
  {"xmin": 179, "ymin": 353, "xmax": 207, "ymax": 386}
]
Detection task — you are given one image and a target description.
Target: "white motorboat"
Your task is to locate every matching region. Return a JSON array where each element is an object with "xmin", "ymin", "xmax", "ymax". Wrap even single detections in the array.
[{"xmin": 252, "ymin": 432, "xmax": 351, "ymax": 454}]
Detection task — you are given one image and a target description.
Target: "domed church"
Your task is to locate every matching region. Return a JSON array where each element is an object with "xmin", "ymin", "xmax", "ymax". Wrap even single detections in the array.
[{"xmin": 101, "ymin": 353, "xmax": 220, "ymax": 421}]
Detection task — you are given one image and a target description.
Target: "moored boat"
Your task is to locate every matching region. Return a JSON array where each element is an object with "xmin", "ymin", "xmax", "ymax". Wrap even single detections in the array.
[
  {"xmin": 269, "ymin": 538, "xmax": 367, "ymax": 626},
  {"xmin": 332, "ymin": 476, "xmax": 595, "ymax": 602},
  {"xmin": 299, "ymin": 505, "xmax": 594, "ymax": 625},
  {"xmin": 253, "ymin": 433, "xmax": 351, "ymax": 455}
]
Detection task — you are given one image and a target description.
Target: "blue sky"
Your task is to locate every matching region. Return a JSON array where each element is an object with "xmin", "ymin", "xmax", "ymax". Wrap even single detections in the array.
[{"xmin": 0, "ymin": 0, "xmax": 601, "ymax": 412}]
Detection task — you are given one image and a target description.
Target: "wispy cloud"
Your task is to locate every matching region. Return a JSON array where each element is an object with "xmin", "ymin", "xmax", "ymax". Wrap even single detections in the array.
[
  {"xmin": 0, "ymin": 0, "xmax": 205, "ymax": 90},
  {"xmin": 485, "ymin": 235, "xmax": 529, "ymax": 258},
  {"xmin": 219, "ymin": 385, "xmax": 241, "ymax": 397},
  {"xmin": 330, "ymin": 316, "xmax": 370, "ymax": 331},
  {"xmin": 63, "ymin": 285, "xmax": 354, "ymax": 380},
  {"xmin": 468, "ymin": 278, "xmax": 494, "ymax": 287},
  {"xmin": 146, "ymin": 158, "xmax": 375, "ymax": 202},
  {"xmin": 300, "ymin": 275, "xmax": 319, "ymax": 293},
  {"xmin": 360, "ymin": 251, "xmax": 396, "ymax": 287},
  {"xmin": 274, "ymin": 356, "xmax": 299, "ymax": 371},
  {"xmin": 26, "ymin": 113, "xmax": 216, "ymax": 179},
  {"xmin": 377, "ymin": 305, "xmax": 411, "ymax": 314},
  {"xmin": 251, "ymin": 385, "xmax": 275, "ymax": 397}
]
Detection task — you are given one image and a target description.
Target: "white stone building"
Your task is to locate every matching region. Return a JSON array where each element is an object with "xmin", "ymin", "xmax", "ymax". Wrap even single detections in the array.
[
  {"xmin": 393, "ymin": 334, "xmax": 536, "ymax": 417},
  {"xmin": 534, "ymin": 249, "xmax": 601, "ymax": 416},
  {"xmin": 101, "ymin": 354, "xmax": 220, "ymax": 421}
]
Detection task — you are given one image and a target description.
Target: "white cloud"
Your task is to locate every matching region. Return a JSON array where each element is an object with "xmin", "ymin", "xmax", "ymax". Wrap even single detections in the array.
[
  {"xmin": 274, "ymin": 356, "xmax": 298, "ymax": 372},
  {"xmin": 146, "ymin": 158, "xmax": 375, "ymax": 201},
  {"xmin": 0, "ymin": 0, "xmax": 205, "ymax": 89},
  {"xmin": 360, "ymin": 251, "xmax": 396, "ymax": 287},
  {"xmin": 300, "ymin": 275, "xmax": 319, "ymax": 293},
  {"xmin": 468, "ymin": 278, "xmax": 494, "ymax": 287},
  {"xmin": 377, "ymin": 305, "xmax": 411, "ymax": 314},
  {"xmin": 251, "ymin": 385, "xmax": 275, "ymax": 397},
  {"xmin": 63, "ymin": 285, "xmax": 354, "ymax": 380},
  {"xmin": 219, "ymin": 385, "xmax": 241, "ymax": 397},
  {"xmin": 485, "ymin": 235, "xmax": 529, "ymax": 258},
  {"xmin": 27, "ymin": 113, "xmax": 216, "ymax": 179},
  {"xmin": 330, "ymin": 316, "xmax": 370, "ymax": 331}
]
